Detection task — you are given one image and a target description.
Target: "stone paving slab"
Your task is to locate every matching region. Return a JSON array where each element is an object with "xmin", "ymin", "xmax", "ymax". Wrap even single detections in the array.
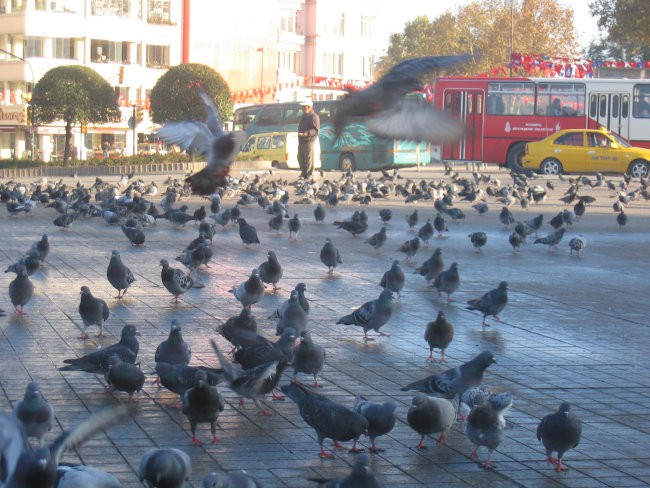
[{"xmin": 0, "ymin": 167, "xmax": 649, "ymax": 487}]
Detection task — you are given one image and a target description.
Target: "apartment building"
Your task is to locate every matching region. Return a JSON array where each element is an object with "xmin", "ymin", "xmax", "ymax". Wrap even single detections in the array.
[{"xmin": 0, "ymin": 0, "xmax": 387, "ymax": 161}]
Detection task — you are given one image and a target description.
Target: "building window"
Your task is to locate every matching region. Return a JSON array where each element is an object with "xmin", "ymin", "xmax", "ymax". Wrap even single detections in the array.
[
  {"xmin": 322, "ymin": 53, "xmax": 343, "ymax": 76},
  {"xmin": 147, "ymin": 0, "xmax": 171, "ymax": 24},
  {"xmin": 0, "ymin": 0, "xmax": 26, "ymax": 13},
  {"xmin": 280, "ymin": 9, "xmax": 301, "ymax": 34},
  {"xmin": 91, "ymin": 39, "xmax": 130, "ymax": 63},
  {"xmin": 24, "ymin": 37, "xmax": 44, "ymax": 58},
  {"xmin": 91, "ymin": 0, "xmax": 130, "ymax": 17},
  {"xmin": 278, "ymin": 51, "xmax": 300, "ymax": 75},
  {"xmin": 52, "ymin": 38, "xmax": 75, "ymax": 60},
  {"xmin": 360, "ymin": 55, "xmax": 374, "ymax": 78},
  {"xmin": 322, "ymin": 12, "xmax": 344, "ymax": 36},
  {"xmin": 146, "ymin": 44, "xmax": 169, "ymax": 68},
  {"xmin": 360, "ymin": 15, "xmax": 372, "ymax": 38},
  {"xmin": 38, "ymin": 0, "xmax": 81, "ymax": 12}
]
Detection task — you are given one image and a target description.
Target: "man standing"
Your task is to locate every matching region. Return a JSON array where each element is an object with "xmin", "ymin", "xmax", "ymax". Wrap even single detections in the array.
[{"xmin": 297, "ymin": 99, "xmax": 320, "ymax": 179}]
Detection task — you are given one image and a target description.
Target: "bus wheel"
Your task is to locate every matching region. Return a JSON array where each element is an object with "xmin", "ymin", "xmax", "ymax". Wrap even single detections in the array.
[
  {"xmin": 507, "ymin": 142, "xmax": 527, "ymax": 172},
  {"xmin": 271, "ymin": 161, "xmax": 280, "ymax": 169},
  {"xmin": 628, "ymin": 160, "xmax": 649, "ymax": 178},
  {"xmin": 339, "ymin": 152, "xmax": 356, "ymax": 171},
  {"xmin": 539, "ymin": 158, "xmax": 563, "ymax": 175}
]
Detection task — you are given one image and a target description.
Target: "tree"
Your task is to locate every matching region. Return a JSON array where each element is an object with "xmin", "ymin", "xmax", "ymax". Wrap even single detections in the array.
[
  {"xmin": 150, "ymin": 63, "xmax": 233, "ymax": 126},
  {"xmin": 378, "ymin": 0, "xmax": 578, "ymax": 79},
  {"xmin": 32, "ymin": 66, "xmax": 120, "ymax": 164},
  {"xmin": 588, "ymin": 0, "xmax": 650, "ymax": 59}
]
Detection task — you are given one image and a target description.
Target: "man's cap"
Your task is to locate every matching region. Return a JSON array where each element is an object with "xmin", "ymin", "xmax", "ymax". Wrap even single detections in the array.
[{"xmin": 300, "ymin": 99, "xmax": 313, "ymax": 107}]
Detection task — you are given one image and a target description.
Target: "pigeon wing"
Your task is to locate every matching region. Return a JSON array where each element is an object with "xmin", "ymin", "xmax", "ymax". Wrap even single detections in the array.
[
  {"xmin": 197, "ymin": 91, "xmax": 223, "ymax": 137},
  {"xmin": 156, "ymin": 121, "xmax": 213, "ymax": 155},
  {"xmin": 379, "ymin": 55, "xmax": 472, "ymax": 90}
]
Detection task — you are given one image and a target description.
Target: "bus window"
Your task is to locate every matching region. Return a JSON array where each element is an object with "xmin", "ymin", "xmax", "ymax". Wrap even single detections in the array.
[
  {"xmin": 271, "ymin": 135, "xmax": 285, "ymax": 148},
  {"xmin": 590, "ymin": 94, "xmax": 598, "ymax": 117},
  {"xmin": 257, "ymin": 106, "xmax": 283, "ymax": 126},
  {"xmin": 257, "ymin": 136, "xmax": 271, "ymax": 149},
  {"xmin": 488, "ymin": 82, "xmax": 534, "ymax": 115},
  {"xmin": 612, "ymin": 95, "xmax": 619, "ymax": 118},
  {"xmin": 622, "ymin": 95, "xmax": 629, "ymax": 118},
  {"xmin": 599, "ymin": 95, "xmax": 607, "ymax": 118},
  {"xmin": 315, "ymin": 102, "xmax": 336, "ymax": 123},
  {"xmin": 632, "ymin": 84, "xmax": 650, "ymax": 118},
  {"xmin": 537, "ymin": 82, "xmax": 585, "ymax": 116}
]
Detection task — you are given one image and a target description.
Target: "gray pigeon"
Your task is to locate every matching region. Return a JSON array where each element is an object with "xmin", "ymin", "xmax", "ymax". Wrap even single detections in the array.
[
  {"xmin": 432, "ymin": 262, "xmax": 460, "ymax": 302},
  {"xmin": 292, "ymin": 331, "xmax": 326, "ymax": 387},
  {"xmin": 353, "ymin": 396, "xmax": 397, "ymax": 453},
  {"xmin": 320, "ymin": 237, "xmax": 342, "ymax": 274},
  {"xmin": 139, "ymin": 448, "xmax": 192, "ymax": 488},
  {"xmin": 217, "ymin": 308, "xmax": 258, "ymax": 350},
  {"xmin": 106, "ymin": 250, "xmax": 135, "ymax": 299},
  {"xmin": 313, "ymin": 203, "xmax": 326, "ymax": 223},
  {"xmin": 9, "ymin": 266, "xmax": 34, "ymax": 315},
  {"xmin": 121, "ymin": 224, "xmax": 145, "ymax": 246},
  {"xmin": 230, "ymin": 269, "xmax": 265, "ymax": 309},
  {"xmin": 13, "ymin": 382, "xmax": 53, "ymax": 447},
  {"xmin": 276, "ymin": 290, "xmax": 309, "ymax": 337},
  {"xmin": 397, "ymin": 236, "xmax": 420, "ymax": 262},
  {"xmin": 466, "ymin": 281, "xmax": 508, "ymax": 327},
  {"xmin": 160, "ymin": 258, "xmax": 200, "ymax": 303},
  {"xmin": 424, "ymin": 310, "xmax": 454, "ymax": 362},
  {"xmin": 155, "ymin": 320, "xmax": 192, "ymax": 368},
  {"xmin": 364, "ymin": 226, "xmax": 387, "ymax": 252},
  {"xmin": 465, "ymin": 400, "xmax": 505, "ymax": 468},
  {"xmin": 534, "ymin": 227, "xmax": 567, "ymax": 249},
  {"xmin": 417, "ymin": 219, "xmax": 434, "ymax": 246},
  {"xmin": 288, "ymin": 213, "xmax": 301, "ymax": 240},
  {"xmin": 460, "ymin": 388, "xmax": 513, "ymax": 423},
  {"xmin": 155, "ymin": 362, "xmax": 224, "ymax": 398},
  {"xmin": 468, "ymin": 231, "xmax": 488, "ymax": 252},
  {"xmin": 237, "ymin": 218, "xmax": 260, "ymax": 246},
  {"xmin": 281, "ymin": 382, "xmax": 368, "ymax": 458},
  {"xmin": 182, "ymin": 370, "xmax": 225, "ymax": 445},
  {"xmin": 537, "ymin": 402, "xmax": 582, "ymax": 472},
  {"xmin": 106, "ymin": 354, "xmax": 145, "ymax": 401},
  {"xmin": 78, "ymin": 285, "xmax": 110, "ymax": 339},
  {"xmin": 157, "ymin": 91, "xmax": 236, "ymax": 195},
  {"xmin": 407, "ymin": 394, "xmax": 456, "ymax": 448},
  {"xmin": 258, "ymin": 250, "xmax": 283, "ymax": 292},
  {"xmin": 203, "ymin": 471, "xmax": 261, "ymax": 487},
  {"xmin": 54, "ymin": 465, "xmax": 122, "ymax": 488},
  {"xmin": 414, "ymin": 247, "xmax": 443, "ymax": 283},
  {"xmin": 569, "ymin": 235, "xmax": 586, "ymax": 256},
  {"xmin": 308, "ymin": 453, "xmax": 380, "ymax": 487},
  {"xmin": 499, "ymin": 206, "xmax": 515, "ymax": 228},
  {"xmin": 336, "ymin": 289, "xmax": 394, "ymax": 341},
  {"xmin": 380, "ymin": 259, "xmax": 405, "ymax": 296}
]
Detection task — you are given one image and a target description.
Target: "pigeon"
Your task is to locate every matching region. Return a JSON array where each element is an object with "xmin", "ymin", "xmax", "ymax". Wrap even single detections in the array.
[
  {"xmin": 313, "ymin": 203, "xmax": 326, "ymax": 223},
  {"xmin": 418, "ymin": 219, "xmax": 434, "ymax": 245},
  {"xmin": 397, "ymin": 236, "xmax": 421, "ymax": 262},
  {"xmin": 78, "ymin": 285, "xmax": 110, "ymax": 339},
  {"xmin": 59, "ymin": 324, "xmax": 140, "ymax": 374},
  {"xmin": 217, "ymin": 308, "xmax": 258, "ymax": 349},
  {"xmin": 230, "ymin": 269, "xmax": 265, "ymax": 309},
  {"xmin": 332, "ymin": 55, "xmax": 468, "ymax": 143},
  {"xmin": 406, "ymin": 209, "xmax": 418, "ymax": 230},
  {"xmin": 33, "ymin": 234, "xmax": 50, "ymax": 263},
  {"xmin": 53, "ymin": 212, "xmax": 79, "ymax": 230},
  {"xmin": 465, "ymin": 401, "xmax": 504, "ymax": 468},
  {"xmin": 181, "ymin": 370, "xmax": 225, "ymax": 445},
  {"xmin": 288, "ymin": 213, "xmax": 301, "ymax": 240},
  {"xmin": 281, "ymin": 382, "xmax": 368, "ymax": 458},
  {"xmin": 364, "ymin": 226, "xmax": 387, "ymax": 252},
  {"xmin": 268, "ymin": 212, "xmax": 284, "ymax": 233},
  {"xmin": 616, "ymin": 210, "xmax": 628, "ymax": 227},
  {"xmin": 337, "ymin": 289, "xmax": 394, "ymax": 341},
  {"xmin": 460, "ymin": 388, "xmax": 513, "ymax": 423},
  {"xmin": 106, "ymin": 354, "xmax": 145, "ymax": 400},
  {"xmin": 276, "ymin": 290, "xmax": 309, "ymax": 337},
  {"xmin": 210, "ymin": 340, "xmax": 278, "ymax": 416},
  {"xmin": 353, "ymin": 397, "xmax": 397, "ymax": 453},
  {"xmin": 414, "ymin": 247, "xmax": 444, "ymax": 283},
  {"xmin": 270, "ymin": 283, "xmax": 310, "ymax": 322},
  {"xmin": 308, "ymin": 453, "xmax": 380, "ymax": 487},
  {"xmin": 9, "ymin": 266, "xmax": 34, "ymax": 315},
  {"xmin": 160, "ymin": 259, "xmax": 202, "ymax": 303},
  {"xmin": 13, "ymin": 382, "xmax": 54, "ymax": 447},
  {"xmin": 380, "ymin": 259, "xmax": 405, "ymax": 296},
  {"xmin": 193, "ymin": 205, "xmax": 207, "ymax": 223},
  {"xmin": 237, "ymin": 218, "xmax": 261, "ymax": 246},
  {"xmin": 379, "ymin": 208, "xmax": 392, "ymax": 223},
  {"xmin": 537, "ymin": 402, "xmax": 582, "ymax": 472},
  {"xmin": 569, "ymin": 235, "xmax": 586, "ymax": 256},
  {"xmin": 549, "ymin": 211, "xmax": 565, "ymax": 230},
  {"xmin": 534, "ymin": 227, "xmax": 567, "ymax": 249},
  {"xmin": 401, "ymin": 351, "xmax": 496, "ymax": 401},
  {"xmin": 157, "ymin": 91, "xmax": 236, "ymax": 195},
  {"xmin": 424, "ymin": 310, "xmax": 454, "ymax": 362},
  {"xmin": 234, "ymin": 328, "xmax": 296, "ymax": 370},
  {"xmin": 433, "ymin": 212, "xmax": 447, "ymax": 237},
  {"xmin": 525, "ymin": 213, "xmax": 544, "ymax": 235},
  {"xmin": 407, "ymin": 394, "xmax": 456, "ymax": 448},
  {"xmin": 333, "ymin": 218, "xmax": 368, "ymax": 237},
  {"xmin": 155, "ymin": 320, "xmax": 192, "ymax": 368},
  {"xmin": 472, "ymin": 202, "xmax": 489, "ymax": 215},
  {"xmin": 466, "ymin": 281, "xmax": 508, "ymax": 327},
  {"xmin": 258, "ymin": 250, "xmax": 283, "ymax": 292},
  {"xmin": 508, "ymin": 231, "xmax": 524, "ymax": 253},
  {"xmin": 203, "ymin": 471, "xmax": 262, "ymax": 488},
  {"xmin": 54, "ymin": 465, "xmax": 122, "ymax": 488},
  {"xmin": 121, "ymin": 225, "xmax": 145, "ymax": 246},
  {"xmin": 5, "ymin": 251, "xmax": 40, "ymax": 277},
  {"xmin": 292, "ymin": 331, "xmax": 326, "ymax": 387},
  {"xmin": 468, "ymin": 231, "xmax": 488, "ymax": 252},
  {"xmin": 499, "ymin": 207, "xmax": 515, "ymax": 228},
  {"xmin": 139, "ymin": 448, "xmax": 192, "ymax": 488},
  {"xmin": 155, "ymin": 362, "xmax": 223, "ymax": 397},
  {"xmin": 106, "ymin": 250, "xmax": 135, "ymax": 299},
  {"xmin": 432, "ymin": 262, "xmax": 460, "ymax": 302},
  {"xmin": 320, "ymin": 237, "xmax": 342, "ymax": 274},
  {"xmin": 198, "ymin": 221, "xmax": 216, "ymax": 244}
]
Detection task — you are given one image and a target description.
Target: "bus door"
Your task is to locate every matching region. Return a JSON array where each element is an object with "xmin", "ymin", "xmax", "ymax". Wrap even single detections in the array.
[
  {"xmin": 589, "ymin": 92, "xmax": 630, "ymax": 140},
  {"xmin": 441, "ymin": 89, "xmax": 484, "ymax": 161}
]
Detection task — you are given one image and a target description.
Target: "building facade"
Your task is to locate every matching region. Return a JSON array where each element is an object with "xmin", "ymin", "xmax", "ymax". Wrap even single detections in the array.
[{"xmin": 0, "ymin": 0, "xmax": 388, "ymax": 161}]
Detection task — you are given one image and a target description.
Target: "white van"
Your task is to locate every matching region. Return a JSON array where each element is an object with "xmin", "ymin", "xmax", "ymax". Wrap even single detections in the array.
[{"xmin": 238, "ymin": 132, "xmax": 321, "ymax": 169}]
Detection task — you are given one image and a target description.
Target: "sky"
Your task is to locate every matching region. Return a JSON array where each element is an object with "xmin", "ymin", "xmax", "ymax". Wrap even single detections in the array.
[{"xmin": 378, "ymin": 0, "xmax": 602, "ymax": 51}]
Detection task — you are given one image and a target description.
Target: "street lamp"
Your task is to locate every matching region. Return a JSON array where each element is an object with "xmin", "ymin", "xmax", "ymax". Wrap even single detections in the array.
[
  {"xmin": 257, "ymin": 47, "xmax": 264, "ymax": 102},
  {"xmin": 0, "ymin": 47, "xmax": 36, "ymax": 160}
]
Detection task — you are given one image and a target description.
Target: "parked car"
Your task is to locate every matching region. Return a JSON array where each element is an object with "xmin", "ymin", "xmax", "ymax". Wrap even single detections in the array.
[
  {"xmin": 522, "ymin": 128, "xmax": 650, "ymax": 177},
  {"xmin": 237, "ymin": 131, "xmax": 321, "ymax": 169}
]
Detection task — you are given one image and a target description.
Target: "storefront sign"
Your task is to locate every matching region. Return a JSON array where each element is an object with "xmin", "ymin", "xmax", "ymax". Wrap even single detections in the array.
[{"xmin": 0, "ymin": 106, "xmax": 25, "ymax": 125}]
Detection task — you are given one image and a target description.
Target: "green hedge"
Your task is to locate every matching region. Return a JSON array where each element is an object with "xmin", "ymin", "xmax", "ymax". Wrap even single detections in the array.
[{"xmin": 0, "ymin": 152, "xmax": 203, "ymax": 169}]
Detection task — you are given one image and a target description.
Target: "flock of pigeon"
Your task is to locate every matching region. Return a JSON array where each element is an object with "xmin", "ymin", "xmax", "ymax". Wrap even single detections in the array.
[{"xmin": 0, "ymin": 160, "xmax": 644, "ymax": 487}]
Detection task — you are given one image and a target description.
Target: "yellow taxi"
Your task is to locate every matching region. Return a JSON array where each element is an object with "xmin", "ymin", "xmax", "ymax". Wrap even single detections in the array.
[{"xmin": 522, "ymin": 128, "xmax": 650, "ymax": 178}]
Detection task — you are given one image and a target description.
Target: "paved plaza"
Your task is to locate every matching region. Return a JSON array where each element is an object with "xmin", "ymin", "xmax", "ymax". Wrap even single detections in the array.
[{"xmin": 1, "ymin": 166, "xmax": 649, "ymax": 487}]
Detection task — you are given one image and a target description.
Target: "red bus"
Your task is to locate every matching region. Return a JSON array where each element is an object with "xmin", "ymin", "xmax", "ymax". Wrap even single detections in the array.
[{"xmin": 433, "ymin": 77, "xmax": 650, "ymax": 170}]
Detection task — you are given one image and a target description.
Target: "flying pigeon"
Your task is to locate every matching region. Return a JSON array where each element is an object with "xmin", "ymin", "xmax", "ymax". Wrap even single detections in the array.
[
  {"xmin": 466, "ymin": 281, "xmax": 508, "ymax": 327},
  {"xmin": 337, "ymin": 289, "xmax": 394, "ymax": 341},
  {"xmin": 332, "ymin": 55, "xmax": 469, "ymax": 143},
  {"xmin": 537, "ymin": 402, "xmax": 582, "ymax": 472},
  {"xmin": 181, "ymin": 370, "xmax": 225, "ymax": 445},
  {"xmin": 281, "ymin": 382, "xmax": 368, "ymax": 458},
  {"xmin": 407, "ymin": 394, "xmax": 456, "ymax": 448},
  {"xmin": 139, "ymin": 448, "xmax": 192, "ymax": 488},
  {"xmin": 78, "ymin": 285, "xmax": 110, "ymax": 339},
  {"xmin": 353, "ymin": 396, "xmax": 397, "ymax": 453},
  {"xmin": 106, "ymin": 250, "xmax": 135, "ymax": 299},
  {"xmin": 424, "ymin": 310, "xmax": 454, "ymax": 362},
  {"xmin": 157, "ymin": 91, "xmax": 236, "ymax": 195}
]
